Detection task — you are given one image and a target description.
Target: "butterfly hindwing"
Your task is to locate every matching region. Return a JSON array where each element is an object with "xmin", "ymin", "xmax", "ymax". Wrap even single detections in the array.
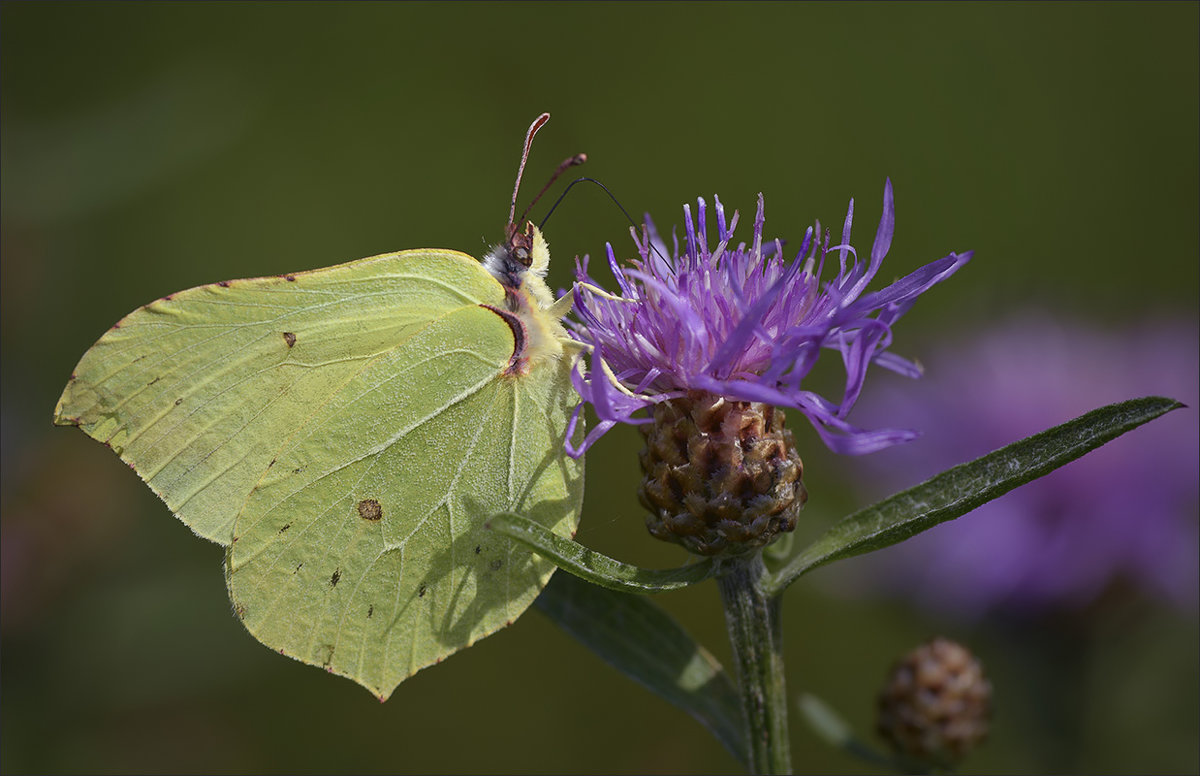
[{"xmin": 227, "ymin": 302, "xmax": 582, "ymax": 698}]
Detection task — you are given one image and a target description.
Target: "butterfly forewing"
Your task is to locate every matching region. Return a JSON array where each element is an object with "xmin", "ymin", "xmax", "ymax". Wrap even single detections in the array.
[{"xmin": 54, "ymin": 249, "xmax": 502, "ymax": 544}]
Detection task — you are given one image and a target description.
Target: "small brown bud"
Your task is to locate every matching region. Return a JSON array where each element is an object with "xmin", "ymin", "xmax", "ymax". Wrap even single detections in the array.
[
  {"xmin": 876, "ymin": 637, "xmax": 992, "ymax": 766},
  {"xmin": 637, "ymin": 391, "xmax": 806, "ymax": 556}
]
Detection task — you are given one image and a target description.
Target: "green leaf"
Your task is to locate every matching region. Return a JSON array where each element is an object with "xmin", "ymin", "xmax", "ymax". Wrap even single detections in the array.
[
  {"xmin": 488, "ymin": 512, "xmax": 715, "ymax": 593},
  {"xmin": 535, "ymin": 571, "xmax": 747, "ymax": 767},
  {"xmin": 796, "ymin": 693, "xmax": 917, "ymax": 772},
  {"xmin": 770, "ymin": 396, "xmax": 1184, "ymax": 595}
]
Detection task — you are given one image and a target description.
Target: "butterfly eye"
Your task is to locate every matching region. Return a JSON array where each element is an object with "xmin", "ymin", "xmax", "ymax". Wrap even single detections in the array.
[{"xmin": 505, "ymin": 222, "xmax": 536, "ymax": 268}]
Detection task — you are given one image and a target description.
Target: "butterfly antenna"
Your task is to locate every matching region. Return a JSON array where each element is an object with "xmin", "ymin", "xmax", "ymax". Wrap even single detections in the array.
[
  {"xmin": 540, "ymin": 177, "xmax": 639, "ymax": 233},
  {"xmin": 508, "ymin": 113, "xmax": 551, "ymax": 231},
  {"xmin": 516, "ymin": 152, "xmax": 588, "ymax": 228},
  {"xmin": 540, "ymin": 177, "xmax": 670, "ymax": 265}
]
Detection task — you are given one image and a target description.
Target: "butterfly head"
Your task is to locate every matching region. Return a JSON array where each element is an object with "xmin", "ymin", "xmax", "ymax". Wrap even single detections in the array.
[{"xmin": 483, "ymin": 220, "xmax": 551, "ymax": 290}]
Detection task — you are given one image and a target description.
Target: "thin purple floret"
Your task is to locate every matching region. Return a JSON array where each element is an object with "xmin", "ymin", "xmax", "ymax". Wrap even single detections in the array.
[{"xmin": 566, "ymin": 180, "xmax": 970, "ymax": 458}]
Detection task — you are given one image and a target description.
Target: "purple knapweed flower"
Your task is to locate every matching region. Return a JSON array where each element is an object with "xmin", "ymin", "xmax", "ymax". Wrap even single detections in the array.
[
  {"xmin": 833, "ymin": 314, "xmax": 1199, "ymax": 619},
  {"xmin": 565, "ymin": 180, "xmax": 971, "ymax": 457}
]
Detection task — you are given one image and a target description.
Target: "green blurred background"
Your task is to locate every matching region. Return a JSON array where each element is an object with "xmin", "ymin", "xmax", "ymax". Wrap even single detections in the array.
[{"xmin": 2, "ymin": 2, "xmax": 1197, "ymax": 773}]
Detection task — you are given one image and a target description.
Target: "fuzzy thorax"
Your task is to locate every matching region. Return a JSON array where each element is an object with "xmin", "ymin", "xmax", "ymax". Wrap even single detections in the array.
[{"xmin": 482, "ymin": 223, "xmax": 574, "ymax": 375}]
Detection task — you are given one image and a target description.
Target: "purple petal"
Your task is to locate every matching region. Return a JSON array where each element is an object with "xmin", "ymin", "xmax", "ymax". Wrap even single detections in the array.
[{"xmin": 567, "ymin": 184, "xmax": 967, "ymax": 457}]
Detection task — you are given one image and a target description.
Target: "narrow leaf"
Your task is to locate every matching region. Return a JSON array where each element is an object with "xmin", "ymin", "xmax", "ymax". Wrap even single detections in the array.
[
  {"xmin": 797, "ymin": 693, "xmax": 917, "ymax": 772},
  {"xmin": 770, "ymin": 396, "xmax": 1184, "ymax": 595},
  {"xmin": 488, "ymin": 512, "xmax": 715, "ymax": 593},
  {"xmin": 535, "ymin": 571, "xmax": 748, "ymax": 767}
]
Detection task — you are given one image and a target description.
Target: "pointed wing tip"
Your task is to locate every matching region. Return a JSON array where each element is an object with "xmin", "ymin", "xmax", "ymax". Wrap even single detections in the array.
[
  {"xmin": 365, "ymin": 675, "xmax": 405, "ymax": 703},
  {"xmin": 51, "ymin": 395, "xmax": 80, "ymax": 427},
  {"xmin": 53, "ymin": 382, "xmax": 78, "ymax": 426}
]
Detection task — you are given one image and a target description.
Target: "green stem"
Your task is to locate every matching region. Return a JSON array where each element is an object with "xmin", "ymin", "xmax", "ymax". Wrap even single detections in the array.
[{"xmin": 716, "ymin": 554, "xmax": 791, "ymax": 774}]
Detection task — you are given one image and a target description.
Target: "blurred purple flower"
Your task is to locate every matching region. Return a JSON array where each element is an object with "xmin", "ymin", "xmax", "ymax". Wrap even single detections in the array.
[
  {"xmin": 840, "ymin": 314, "xmax": 1199, "ymax": 618},
  {"xmin": 566, "ymin": 181, "xmax": 971, "ymax": 457}
]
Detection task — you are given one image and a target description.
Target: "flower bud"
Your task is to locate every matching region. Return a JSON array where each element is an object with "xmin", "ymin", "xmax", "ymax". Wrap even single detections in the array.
[
  {"xmin": 637, "ymin": 391, "xmax": 806, "ymax": 556},
  {"xmin": 876, "ymin": 637, "xmax": 992, "ymax": 766}
]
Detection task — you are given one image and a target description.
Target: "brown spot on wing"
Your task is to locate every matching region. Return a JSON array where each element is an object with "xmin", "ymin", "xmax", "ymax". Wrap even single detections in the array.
[
  {"xmin": 282, "ymin": 331, "xmax": 297, "ymax": 348},
  {"xmin": 357, "ymin": 499, "xmax": 383, "ymax": 521}
]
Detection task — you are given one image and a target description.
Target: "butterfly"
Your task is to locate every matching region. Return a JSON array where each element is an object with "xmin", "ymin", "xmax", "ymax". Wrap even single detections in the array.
[{"xmin": 53, "ymin": 113, "xmax": 585, "ymax": 700}]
